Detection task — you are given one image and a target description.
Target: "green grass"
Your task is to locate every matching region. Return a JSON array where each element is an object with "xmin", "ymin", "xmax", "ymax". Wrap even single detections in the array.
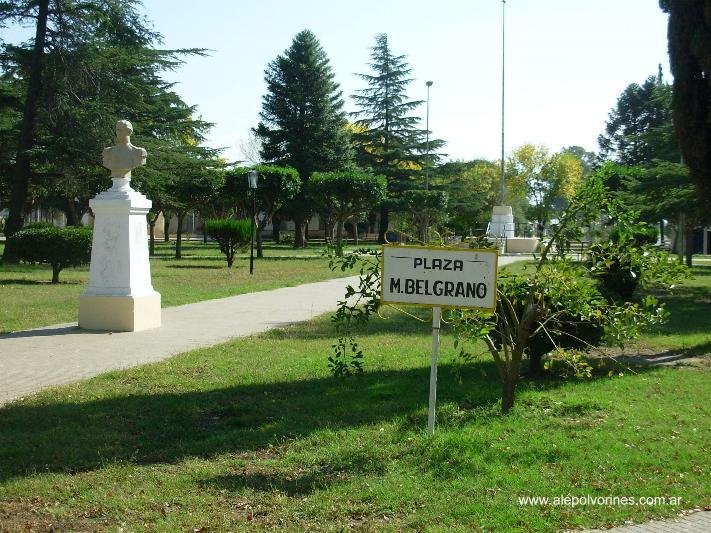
[
  {"xmin": 0, "ymin": 306, "xmax": 709, "ymax": 531},
  {"xmin": 632, "ymin": 262, "xmax": 711, "ymax": 355},
  {"xmin": 0, "ymin": 241, "xmax": 364, "ymax": 334}
]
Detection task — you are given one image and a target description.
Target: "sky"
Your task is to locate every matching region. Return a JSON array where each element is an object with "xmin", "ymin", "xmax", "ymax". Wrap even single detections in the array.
[{"xmin": 6, "ymin": 0, "xmax": 673, "ymax": 164}]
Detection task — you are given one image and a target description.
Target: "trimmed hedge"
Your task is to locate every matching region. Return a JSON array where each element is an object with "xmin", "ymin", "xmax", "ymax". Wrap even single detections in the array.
[
  {"xmin": 204, "ymin": 218, "xmax": 251, "ymax": 267},
  {"xmin": 9, "ymin": 226, "xmax": 92, "ymax": 283}
]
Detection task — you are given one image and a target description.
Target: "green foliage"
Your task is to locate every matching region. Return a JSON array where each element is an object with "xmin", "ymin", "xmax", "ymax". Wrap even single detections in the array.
[
  {"xmin": 9, "ymin": 226, "xmax": 92, "ymax": 283},
  {"xmin": 351, "ymin": 33, "xmax": 445, "ymax": 241},
  {"xmin": 434, "ymin": 160, "xmax": 499, "ymax": 235},
  {"xmin": 326, "ymin": 247, "xmax": 381, "ymax": 376},
  {"xmin": 394, "ymin": 188, "xmax": 449, "ymax": 242},
  {"xmin": 254, "ymin": 30, "xmax": 351, "ymax": 246},
  {"xmin": 310, "ymin": 171, "xmax": 386, "ymax": 255},
  {"xmin": 598, "ymin": 69, "xmax": 679, "ymax": 165},
  {"xmin": 22, "ymin": 221, "xmax": 55, "ymax": 230},
  {"xmin": 542, "ymin": 348, "xmax": 593, "ymax": 379},
  {"xmin": 0, "ymin": 0, "xmax": 210, "ymax": 245},
  {"xmin": 660, "ymin": 0, "xmax": 711, "ymax": 208},
  {"xmin": 204, "ymin": 219, "xmax": 251, "ymax": 268}
]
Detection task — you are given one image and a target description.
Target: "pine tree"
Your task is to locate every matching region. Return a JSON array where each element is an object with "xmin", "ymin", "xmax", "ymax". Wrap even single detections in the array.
[
  {"xmin": 597, "ymin": 68, "xmax": 679, "ymax": 166},
  {"xmin": 351, "ymin": 33, "xmax": 444, "ymax": 243},
  {"xmin": 254, "ymin": 30, "xmax": 351, "ymax": 247},
  {"xmin": 0, "ymin": 0, "xmax": 208, "ymax": 261}
]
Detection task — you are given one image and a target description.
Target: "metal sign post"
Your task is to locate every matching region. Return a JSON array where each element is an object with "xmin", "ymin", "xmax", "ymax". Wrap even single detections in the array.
[
  {"xmin": 381, "ymin": 245, "xmax": 498, "ymax": 435},
  {"xmin": 428, "ymin": 306, "xmax": 441, "ymax": 435}
]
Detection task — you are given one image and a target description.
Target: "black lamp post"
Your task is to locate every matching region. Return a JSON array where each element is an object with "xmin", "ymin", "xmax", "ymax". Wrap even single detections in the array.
[{"xmin": 247, "ymin": 170, "xmax": 258, "ymax": 275}]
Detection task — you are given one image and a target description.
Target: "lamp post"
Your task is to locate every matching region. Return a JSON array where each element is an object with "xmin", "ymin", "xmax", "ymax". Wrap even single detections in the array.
[
  {"xmin": 425, "ymin": 80, "xmax": 433, "ymax": 191},
  {"xmin": 247, "ymin": 170, "xmax": 258, "ymax": 275}
]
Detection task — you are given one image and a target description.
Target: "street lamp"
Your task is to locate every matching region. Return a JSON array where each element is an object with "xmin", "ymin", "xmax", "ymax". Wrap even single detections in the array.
[
  {"xmin": 247, "ymin": 170, "xmax": 258, "ymax": 275},
  {"xmin": 425, "ymin": 80, "xmax": 433, "ymax": 191}
]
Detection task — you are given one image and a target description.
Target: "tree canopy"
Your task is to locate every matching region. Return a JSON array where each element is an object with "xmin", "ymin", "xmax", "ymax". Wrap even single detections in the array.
[{"xmin": 254, "ymin": 29, "xmax": 351, "ymax": 247}]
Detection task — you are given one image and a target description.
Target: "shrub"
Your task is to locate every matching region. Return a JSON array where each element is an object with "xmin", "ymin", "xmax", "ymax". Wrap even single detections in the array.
[
  {"xmin": 609, "ymin": 224, "xmax": 658, "ymax": 246},
  {"xmin": 497, "ymin": 263, "xmax": 605, "ymax": 374},
  {"xmin": 204, "ymin": 218, "xmax": 251, "ymax": 267},
  {"xmin": 9, "ymin": 226, "xmax": 92, "ymax": 283},
  {"xmin": 23, "ymin": 221, "xmax": 55, "ymax": 231}
]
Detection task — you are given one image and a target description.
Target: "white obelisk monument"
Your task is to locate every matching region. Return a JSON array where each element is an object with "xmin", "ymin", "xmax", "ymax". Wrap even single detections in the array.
[{"xmin": 78, "ymin": 120, "xmax": 161, "ymax": 331}]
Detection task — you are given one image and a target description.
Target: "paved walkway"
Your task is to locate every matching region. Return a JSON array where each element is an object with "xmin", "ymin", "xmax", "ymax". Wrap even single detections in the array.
[
  {"xmin": 584, "ymin": 510, "xmax": 711, "ymax": 532},
  {"xmin": 0, "ymin": 275, "xmax": 359, "ymax": 406}
]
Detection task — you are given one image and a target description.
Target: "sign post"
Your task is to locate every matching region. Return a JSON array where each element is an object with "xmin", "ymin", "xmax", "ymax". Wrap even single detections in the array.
[
  {"xmin": 381, "ymin": 245, "xmax": 498, "ymax": 435},
  {"xmin": 428, "ymin": 306, "xmax": 441, "ymax": 435}
]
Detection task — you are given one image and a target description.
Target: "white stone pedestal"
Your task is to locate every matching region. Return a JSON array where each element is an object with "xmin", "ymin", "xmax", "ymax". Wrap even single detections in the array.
[
  {"xmin": 488, "ymin": 205, "xmax": 515, "ymax": 239},
  {"xmin": 78, "ymin": 178, "xmax": 161, "ymax": 331}
]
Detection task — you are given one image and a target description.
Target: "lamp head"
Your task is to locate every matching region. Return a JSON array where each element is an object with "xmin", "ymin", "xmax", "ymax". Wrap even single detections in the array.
[
  {"xmin": 247, "ymin": 170, "xmax": 258, "ymax": 189},
  {"xmin": 426, "ymin": 81, "xmax": 433, "ymax": 87}
]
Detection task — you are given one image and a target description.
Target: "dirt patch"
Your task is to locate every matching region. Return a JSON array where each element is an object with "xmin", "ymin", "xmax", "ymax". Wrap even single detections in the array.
[{"xmin": 0, "ymin": 500, "xmax": 109, "ymax": 533}]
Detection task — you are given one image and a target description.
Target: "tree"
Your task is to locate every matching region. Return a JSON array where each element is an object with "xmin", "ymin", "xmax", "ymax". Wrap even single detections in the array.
[
  {"xmin": 204, "ymin": 219, "xmax": 251, "ymax": 268},
  {"xmin": 309, "ymin": 170, "xmax": 387, "ymax": 255},
  {"xmin": 507, "ymin": 145, "xmax": 583, "ymax": 234},
  {"xmin": 434, "ymin": 160, "xmax": 499, "ymax": 235},
  {"xmin": 598, "ymin": 69, "xmax": 680, "ymax": 166},
  {"xmin": 351, "ymin": 33, "xmax": 444, "ymax": 243},
  {"xmin": 229, "ymin": 165, "xmax": 301, "ymax": 258},
  {"xmin": 621, "ymin": 161, "xmax": 708, "ymax": 266},
  {"xmin": 395, "ymin": 189, "xmax": 448, "ymax": 243},
  {"xmin": 660, "ymin": 0, "xmax": 711, "ymax": 210},
  {"xmin": 0, "ymin": 0, "xmax": 208, "ymax": 261},
  {"xmin": 8, "ymin": 225, "xmax": 92, "ymax": 283},
  {"xmin": 254, "ymin": 30, "xmax": 351, "ymax": 248}
]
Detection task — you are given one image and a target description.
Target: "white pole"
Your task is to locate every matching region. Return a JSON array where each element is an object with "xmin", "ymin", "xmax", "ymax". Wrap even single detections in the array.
[{"xmin": 428, "ymin": 306, "xmax": 442, "ymax": 435}]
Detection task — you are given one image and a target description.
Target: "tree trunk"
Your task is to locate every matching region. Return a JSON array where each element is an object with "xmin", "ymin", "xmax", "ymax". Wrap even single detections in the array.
[
  {"xmin": 377, "ymin": 204, "xmax": 389, "ymax": 244},
  {"xmin": 501, "ymin": 375, "xmax": 516, "ymax": 414},
  {"xmin": 64, "ymin": 197, "xmax": 80, "ymax": 227},
  {"xmin": 202, "ymin": 217, "xmax": 208, "ymax": 244},
  {"xmin": 149, "ymin": 216, "xmax": 156, "ymax": 257},
  {"xmin": 176, "ymin": 212, "xmax": 185, "ymax": 259},
  {"xmin": 51, "ymin": 263, "xmax": 61, "ymax": 284},
  {"xmin": 272, "ymin": 216, "xmax": 281, "ymax": 243},
  {"xmin": 335, "ymin": 218, "xmax": 344, "ymax": 256},
  {"xmin": 353, "ymin": 217, "xmax": 359, "ymax": 246},
  {"xmin": 685, "ymin": 221, "xmax": 694, "ymax": 267},
  {"xmin": 659, "ymin": 220, "xmax": 665, "ymax": 245},
  {"xmin": 2, "ymin": 0, "xmax": 50, "ymax": 262},
  {"xmin": 256, "ymin": 220, "xmax": 264, "ymax": 258},
  {"xmin": 294, "ymin": 217, "xmax": 306, "ymax": 248},
  {"xmin": 163, "ymin": 214, "xmax": 170, "ymax": 242}
]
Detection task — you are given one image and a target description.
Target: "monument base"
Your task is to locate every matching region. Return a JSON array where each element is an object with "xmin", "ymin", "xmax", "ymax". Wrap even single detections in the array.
[
  {"xmin": 78, "ymin": 292, "xmax": 161, "ymax": 332},
  {"xmin": 489, "ymin": 205, "xmax": 515, "ymax": 239}
]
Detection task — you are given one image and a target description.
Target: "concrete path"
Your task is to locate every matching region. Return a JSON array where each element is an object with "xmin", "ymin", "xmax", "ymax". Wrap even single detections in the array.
[
  {"xmin": 583, "ymin": 510, "xmax": 711, "ymax": 532},
  {"xmin": 0, "ymin": 255, "xmax": 526, "ymax": 406},
  {"xmin": 0, "ymin": 275, "xmax": 358, "ymax": 406}
]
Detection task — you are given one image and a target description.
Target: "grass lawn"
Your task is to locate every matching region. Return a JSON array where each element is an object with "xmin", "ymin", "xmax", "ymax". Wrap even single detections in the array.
[
  {"xmin": 0, "ymin": 240, "xmax": 365, "ymax": 334},
  {"xmin": 1, "ymin": 297, "xmax": 709, "ymax": 530}
]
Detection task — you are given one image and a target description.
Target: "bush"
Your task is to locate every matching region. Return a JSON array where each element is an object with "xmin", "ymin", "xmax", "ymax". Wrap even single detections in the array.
[
  {"xmin": 23, "ymin": 221, "xmax": 55, "ymax": 231},
  {"xmin": 9, "ymin": 226, "xmax": 92, "ymax": 283},
  {"xmin": 204, "ymin": 218, "xmax": 251, "ymax": 267},
  {"xmin": 497, "ymin": 263, "xmax": 606, "ymax": 374},
  {"xmin": 609, "ymin": 224, "xmax": 657, "ymax": 246}
]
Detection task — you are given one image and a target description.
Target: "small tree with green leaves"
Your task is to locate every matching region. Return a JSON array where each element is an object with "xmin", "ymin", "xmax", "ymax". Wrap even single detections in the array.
[
  {"xmin": 9, "ymin": 226, "xmax": 92, "ymax": 283},
  {"xmin": 309, "ymin": 170, "xmax": 387, "ymax": 255},
  {"xmin": 396, "ymin": 189, "xmax": 448, "ymax": 242},
  {"xmin": 229, "ymin": 165, "xmax": 301, "ymax": 258},
  {"xmin": 204, "ymin": 219, "xmax": 251, "ymax": 267}
]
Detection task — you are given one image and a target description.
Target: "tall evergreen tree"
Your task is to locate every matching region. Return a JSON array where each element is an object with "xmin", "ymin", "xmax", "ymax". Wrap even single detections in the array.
[
  {"xmin": 351, "ymin": 33, "xmax": 444, "ymax": 243},
  {"xmin": 660, "ymin": 0, "xmax": 711, "ymax": 209},
  {"xmin": 254, "ymin": 30, "xmax": 351, "ymax": 248},
  {"xmin": 598, "ymin": 68, "xmax": 680, "ymax": 166},
  {"xmin": 0, "ymin": 0, "xmax": 208, "ymax": 261}
]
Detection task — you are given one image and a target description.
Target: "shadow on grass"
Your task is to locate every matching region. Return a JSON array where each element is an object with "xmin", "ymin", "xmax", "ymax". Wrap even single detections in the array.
[
  {"xmin": 0, "ymin": 360, "xmax": 566, "ymax": 484},
  {"xmin": 0, "ymin": 278, "xmax": 83, "ymax": 286},
  {"xmin": 165, "ymin": 264, "xmax": 225, "ymax": 270}
]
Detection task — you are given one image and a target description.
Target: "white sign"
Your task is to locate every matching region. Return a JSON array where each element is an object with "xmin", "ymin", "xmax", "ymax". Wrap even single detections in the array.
[{"xmin": 381, "ymin": 245, "xmax": 498, "ymax": 311}]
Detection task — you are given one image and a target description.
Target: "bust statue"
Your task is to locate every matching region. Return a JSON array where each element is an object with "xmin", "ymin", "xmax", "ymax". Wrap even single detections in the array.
[{"xmin": 102, "ymin": 120, "xmax": 147, "ymax": 181}]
